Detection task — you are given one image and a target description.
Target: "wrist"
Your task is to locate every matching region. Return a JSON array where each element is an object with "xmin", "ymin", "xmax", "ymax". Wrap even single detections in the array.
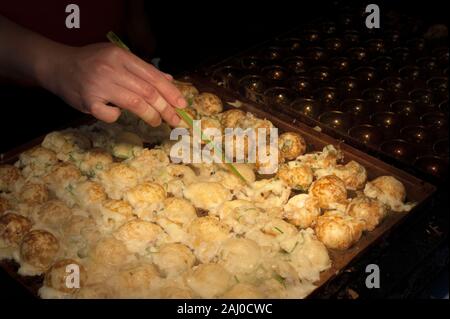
[{"xmin": 33, "ymin": 41, "xmax": 74, "ymax": 94}]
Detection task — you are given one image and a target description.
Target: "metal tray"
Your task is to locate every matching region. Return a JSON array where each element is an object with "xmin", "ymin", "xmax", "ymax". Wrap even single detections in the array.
[{"xmin": 0, "ymin": 79, "xmax": 437, "ymax": 298}]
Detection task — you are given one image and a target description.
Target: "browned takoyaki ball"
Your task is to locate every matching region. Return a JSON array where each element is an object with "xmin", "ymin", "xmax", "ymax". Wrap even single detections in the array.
[{"xmin": 278, "ymin": 132, "xmax": 307, "ymax": 160}]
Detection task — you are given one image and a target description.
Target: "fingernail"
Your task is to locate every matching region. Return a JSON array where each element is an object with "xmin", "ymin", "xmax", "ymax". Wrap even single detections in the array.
[
  {"xmin": 177, "ymin": 97, "xmax": 187, "ymax": 108},
  {"xmin": 172, "ymin": 114, "xmax": 180, "ymax": 125}
]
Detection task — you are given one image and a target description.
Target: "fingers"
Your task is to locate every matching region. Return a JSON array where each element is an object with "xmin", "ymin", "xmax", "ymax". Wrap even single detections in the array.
[
  {"xmin": 123, "ymin": 53, "xmax": 187, "ymax": 109},
  {"xmin": 112, "ymin": 71, "xmax": 180, "ymax": 126},
  {"xmin": 89, "ymin": 101, "xmax": 122, "ymax": 123},
  {"xmin": 106, "ymin": 84, "xmax": 162, "ymax": 127}
]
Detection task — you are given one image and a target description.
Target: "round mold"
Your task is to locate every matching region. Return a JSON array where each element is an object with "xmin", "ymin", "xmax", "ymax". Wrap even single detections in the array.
[
  {"xmin": 414, "ymin": 156, "xmax": 448, "ymax": 177},
  {"xmin": 336, "ymin": 76, "xmax": 360, "ymax": 98},
  {"xmin": 362, "ymin": 87, "xmax": 388, "ymax": 104},
  {"xmin": 380, "ymin": 139, "xmax": 416, "ymax": 162},
  {"xmin": 264, "ymin": 87, "xmax": 296, "ymax": 107},
  {"xmin": 283, "ymin": 56, "xmax": 308, "ymax": 75},
  {"xmin": 314, "ymin": 86, "xmax": 339, "ymax": 108},
  {"xmin": 261, "ymin": 65, "xmax": 289, "ymax": 81},
  {"xmin": 324, "ymin": 37, "xmax": 345, "ymax": 54},
  {"xmin": 348, "ymin": 124, "xmax": 384, "ymax": 145},
  {"xmin": 309, "ymin": 66, "xmax": 332, "ymax": 84},
  {"xmin": 306, "ymin": 46, "xmax": 328, "ymax": 64},
  {"xmin": 240, "ymin": 55, "xmax": 263, "ymax": 70},
  {"xmin": 329, "ymin": 56, "xmax": 351, "ymax": 75},
  {"xmin": 290, "ymin": 98, "xmax": 322, "ymax": 119},
  {"xmin": 238, "ymin": 75, "xmax": 267, "ymax": 102},
  {"xmin": 287, "ymin": 75, "xmax": 313, "ymax": 97},
  {"xmin": 409, "ymin": 88, "xmax": 434, "ymax": 105},
  {"xmin": 433, "ymin": 139, "xmax": 449, "ymax": 158},
  {"xmin": 211, "ymin": 65, "xmax": 242, "ymax": 89},
  {"xmin": 319, "ymin": 111, "xmax": 353, "ymax": 132},
  {"xmin": 400, "ymin": 125, "xmax": 433, "ymax": 145}
]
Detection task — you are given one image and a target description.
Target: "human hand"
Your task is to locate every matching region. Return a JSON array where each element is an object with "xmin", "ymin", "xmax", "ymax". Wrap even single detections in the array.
[{"xmin": 45, "ymin": 43, "xmax": 186, "ymax": 126}]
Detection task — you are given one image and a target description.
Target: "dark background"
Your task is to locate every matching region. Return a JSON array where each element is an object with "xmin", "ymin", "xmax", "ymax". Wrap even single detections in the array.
[
  {"xmin": 0, "ymin": 0, "xmax": 447, "ymax": 153},
  {"xmin": 0, "ymin": 0, "xmax": 448, "ymax": 299}
]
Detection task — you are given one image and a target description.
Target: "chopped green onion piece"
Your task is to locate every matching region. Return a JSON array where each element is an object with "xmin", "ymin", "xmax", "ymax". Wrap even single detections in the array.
[{"xmin": 274, "ymin": 226, "xmax": 284, "ymax": 234}]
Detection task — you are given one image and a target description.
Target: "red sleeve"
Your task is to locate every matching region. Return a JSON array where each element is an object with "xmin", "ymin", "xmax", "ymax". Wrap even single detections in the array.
[{"xmin": 0, "ymin": 0, "xmax": 127, "ymax": 46}]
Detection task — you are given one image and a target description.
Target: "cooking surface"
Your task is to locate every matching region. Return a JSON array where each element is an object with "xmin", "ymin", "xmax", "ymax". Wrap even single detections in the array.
[{"xmin": 201, "ymin": 8, "xmax": 448, "ymax": 181}]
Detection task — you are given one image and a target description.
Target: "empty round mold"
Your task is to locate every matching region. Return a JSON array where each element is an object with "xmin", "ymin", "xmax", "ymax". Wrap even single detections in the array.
[
  {"xmin": 380, "ymin": 139, "xmax": 416, "ymax": 162},
  {"xmin": 348, "ymin": 124, "xmax": 384, "ymax": 145},
  {"xmin": 319, "ymin": 111, "xmax": 353, "ymax": 132}
]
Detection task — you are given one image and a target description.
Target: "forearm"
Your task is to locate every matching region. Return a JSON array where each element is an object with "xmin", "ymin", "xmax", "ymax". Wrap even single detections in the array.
[{"xmin": 0, "ymin": 15, "xmax": 71, "ymax": 88}]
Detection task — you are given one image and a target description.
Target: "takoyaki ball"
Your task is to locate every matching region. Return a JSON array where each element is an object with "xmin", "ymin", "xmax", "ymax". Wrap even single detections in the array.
[
  {"xmin": 44, "ymin": 162, "xmax": 82, "ymax": 189},
  {"xmin": 192, "ymin": 92, "xmax": 223, "ymax": 116},
  {"xmin": 73, "ymin": 181, "xmax": 107, "ymax": 210},
  {"xmin": 33, "ymin": 200, "xmax": 72, "ymax": 229},
  {"xmin": 187, "ymin": 216, "xmax": 231, "ymax": 263},
  {"xmin": 309, "ymin": 175, "xmax": 348, "ymax": 210},
  {"xmin": 0, "ymin": 196, "xmax": 11, "ymax": 215},
  {"xmin": 19, "ymin": 230, "xmax": 60, "ymax": 274},
  {"xmin": 277, "ymin": 162, "xmax": 313, "ymax": 191},
  {"xmin": 314, "ymin": 210, "xmax": 364, "ymax": 250},
  {"xmin": 184, "ymin": 182, "xmax": 232, "ymax": 211},
  {"xmin": 346, "ymin": 196, "xmax": 387, "ymax": 231},
  {"xmin": 364, "ymin": 176, "xmax": 415, "ymax": 212},
  {"xmin": 0, "ymin": 213, "xmax": 32, "ymax": 248},
  {"xmin": 176, "ymin": 106, "xmax": 198, "ymax": 129},
  {"xmin": 278, "ymin": 132, "xmax": 307, "ymax": 160},
  {"xmin": 298, "ymin": 145, "xmax": 344, "ymax": 171},
  {"xmin": 240, "ymin": 179, "xmax": 291, "ymax": 209},
  {"xmin": 42, "ymin": 130, "xmax": 91, "ymax": 158},
  {"xmin": 18, "ymin": 146, "xmax": 58, "ymax": 178},
  {"xmin": 19, "ymin": 182, "xmax": 49, "ymax": 205},
  {"xmin": 90, "ymin": 237, "xmax": 132, "ymax": 267},
  {"xmin": 316, "ymin": 160, "xmax": 367, "ymax": 191},
  {"xmin": 236, "ymin": 113, "xmax": 274, "ymax": 133},
  {"xmin": 218, "ymin": 238, "xmax": 262, "ymax": 275},
  {"xmin": 0, "ymin": 164, "xmax": 21, "ymax": 192},
  {"xmin": 218, "ymin": 200, "xmax": 264, "ymax": 233},
  {"xmin": 261, "ymin": 218, "xmax": 297, "ymax": 238},
  {"xmin": 99, "ymin": 199, "xmax": 135, "ymax": 231},
  {"xmin": 173, "ymin": 80, "xmax": 199, "ymax": 104},
  {"xmin": 289, "ymin": 229, "xmax": 331, "ymax": 282},
  {"xmin": 44, "ymin": 259, "xmax": 87, "ymax": 293},
  {"xmin": 124, "ymin": 182, "xmax": 166, "ymax": 211},
  {"xmin": 108, "ymin": 263, "xmax": 161, "ymax": 297},
  {"xmin": 199, "ymin": 117, "xmax": 222, "ymax": 145},
  {"xmin": 98, "ymin": 163, "xmax": 138, "ymax": 200},
  {"xmin": 114, "ymin": 220, "xmax": 165, "ymax": 255},
  {"xmin": 79, "ymin": 148, "xmax": 113, "ymax": 178},
  {"xmin": 255, "ymin": 144, "xmax": 284, "ymax": 175},
  {"xmin": 283, "ymin": 194, "xmax": 321, "ymax": 228},
  {"xmin": 152, "ymin": 243, "xmax": 195, "ymax": 277},
  {"xmin": 162, "ymin": 197, "xmax": 197, "ymax": 226},
  {"xmin": 165, "ymin": 164, "xmax": 197, "ymax": 190},
  {"xmin": 222, "ymin": 283, "xmax": 266, "ymax": 299},
  {"xmin": 111, "ymin": 131, "xmax": 143, "ymax": 160},
  {"xmin": 232, "ymin": 163, "xmax": 256, "ymax": 183},
  {"xmin": 186, "ymin": 263, "xmax": 233, "ymax": 298},
  {"xmin": 128, "ymin": 148, "xmax": 170, "ymax": 170},
  {"xmin": 220, "ymin": 109, "xmax": 246, "ymax": 129}
]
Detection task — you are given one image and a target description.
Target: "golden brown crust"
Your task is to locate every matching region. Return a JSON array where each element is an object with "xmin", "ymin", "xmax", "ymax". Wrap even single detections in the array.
[
  {"xmin": 0, "ymin": 213, "xmax": 33, "ymax": 247},
  {"xmin": 278, "ymin": 132, "xmax": 307, "ymax": 160},
  {"xmin": 20, "ymin": 230, "xmax": 60, "ymax": 271},
  {"xmin": 309, "ymin": 175, "xmax": 348, "ymax": 210}
]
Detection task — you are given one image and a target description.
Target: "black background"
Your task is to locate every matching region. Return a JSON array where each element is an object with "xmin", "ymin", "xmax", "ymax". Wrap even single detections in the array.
[
  {"xmin": 0, "ymin": 0, "xmax": 447, "ymax": 153},
  {"xmin": 0, "ymin": 0, "xmax": 448, "ymax": 300}
]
